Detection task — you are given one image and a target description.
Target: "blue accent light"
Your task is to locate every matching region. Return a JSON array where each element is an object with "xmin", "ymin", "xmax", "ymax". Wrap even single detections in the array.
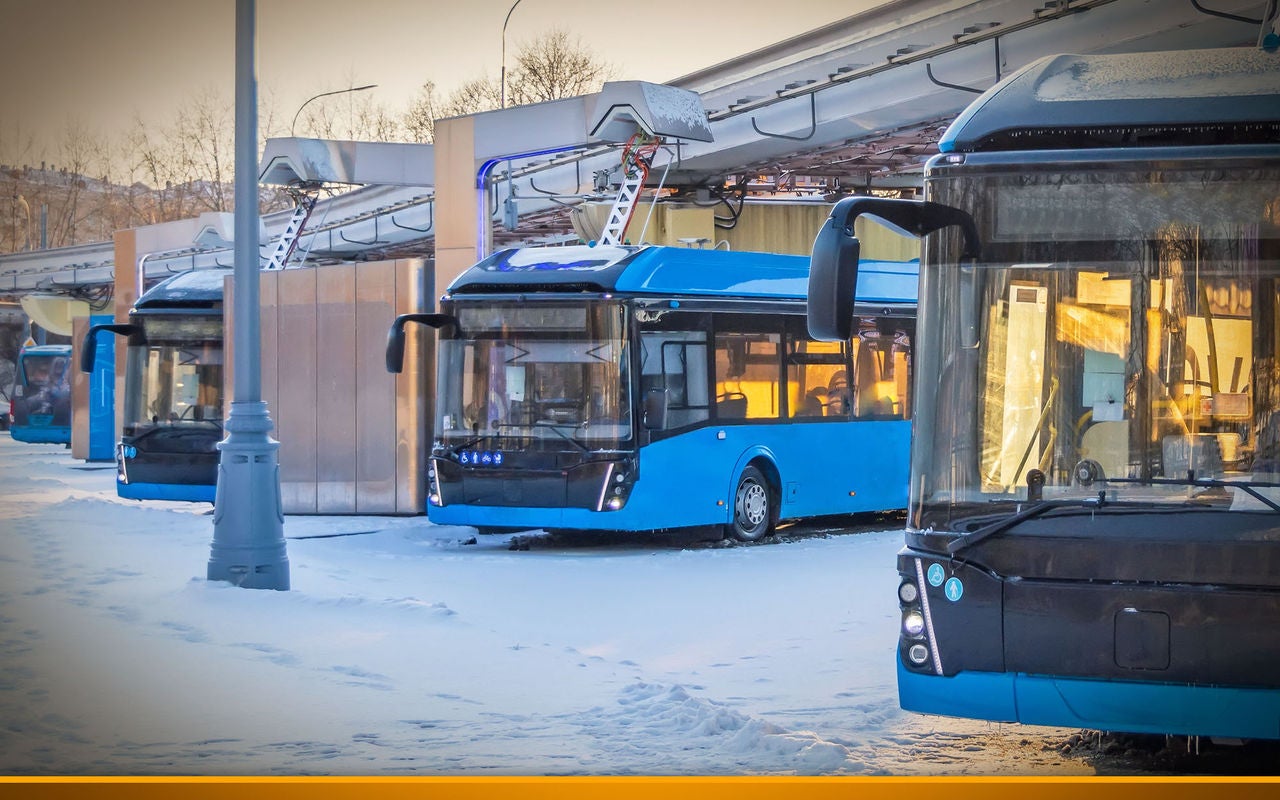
[{"xmin": 475, "ymin": 144, "xmax": 585, "ymax": 258}]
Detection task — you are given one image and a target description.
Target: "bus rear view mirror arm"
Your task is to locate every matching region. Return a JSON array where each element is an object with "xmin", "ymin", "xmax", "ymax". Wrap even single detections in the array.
[
  {"xmin": 80, "ymin": 323, "xmax": 141, "ymax": 373},
  {"xmin": 385, "ymin": 313, "xmax": 459, "ymax": 373},
  {"xmin": 807, "ymin": 197, "xmax": 980, "ymax": 341}
]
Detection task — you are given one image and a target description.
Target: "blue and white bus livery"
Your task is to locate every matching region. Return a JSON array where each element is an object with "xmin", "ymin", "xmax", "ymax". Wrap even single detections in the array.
[{"xmin": 388, "ymin": 244, "xmax": 918, "ymax": 540}]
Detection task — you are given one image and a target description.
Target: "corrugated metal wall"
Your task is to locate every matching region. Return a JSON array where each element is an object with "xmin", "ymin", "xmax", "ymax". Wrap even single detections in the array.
[{"xmin": 231, "ymin": 259, "xmax": 432, "ymax": 515}]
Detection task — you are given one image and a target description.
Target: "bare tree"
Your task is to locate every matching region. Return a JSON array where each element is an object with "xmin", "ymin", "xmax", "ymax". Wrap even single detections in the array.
[
  {"xmin": 294, "ymin": 71, "xmax": 403, "ymax": 142},
  {"xmin": 444, "ymin": 77, "xmax": 504, "ymax": 118},
  {"xmin": 507, "ymin": 28, "xmax": 614, "ymax": 105},
  {"xmin": 123, "ymin": 87, "xmax": 236, "ymax": 220},
  {"xmin": 300, "ymin": 94, "xmax": 403, "ymax": 141},
  {"xmin": 404, "ymin": 30, "xmax": 615, "ymax": 143},
  {"xmin": 402, "ymin": 81, "xmax": 442, "ymax": 143},
  {"xmin": 172, "ymin": 87, "xmax": 235, "ymax": 212}
]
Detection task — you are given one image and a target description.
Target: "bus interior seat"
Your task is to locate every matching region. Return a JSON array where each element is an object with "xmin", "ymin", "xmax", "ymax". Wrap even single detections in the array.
[
  {"xmin": 717, "ymin": 392, "xmax": 748, "ymax": 418},
  {"xmin": 826, "ymin": 371, "xmax": 851, "ymax": 415},
  {"xmin": 796, "ymin": 387, "xmax": 827, "ymax": 417}
]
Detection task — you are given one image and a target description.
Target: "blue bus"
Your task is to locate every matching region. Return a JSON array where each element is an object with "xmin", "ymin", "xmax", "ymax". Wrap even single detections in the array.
[
  {"xmin": 387, "ymin": 244, "xmax": 917, "ymax": 540},
  {"xmin": 9, "ymin": 344, "xmax": 72, "ymax": 444},
  {"xmin": 809, "ymin": 48, "xmax": 1280, "ymax": 738},
  {"xmin": 82, "ymin": 269, "xmax": 230, "ymax": 502}
]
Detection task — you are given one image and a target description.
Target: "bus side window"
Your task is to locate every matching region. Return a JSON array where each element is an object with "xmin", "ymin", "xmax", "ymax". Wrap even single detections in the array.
[
  {"xmin": 853, "ymin": 321, "xmax": 912, "ymax": 419},
  {"xmin": 639, "ymin": 326, "xmax": 710, "ymax": 430},
  {"xmin": 786, "ymin": 333, "xmax": 846, "ymax": 418},
  {"xmin": 714, "ymin": 331, "xmax": 780, "ymax": 420}
]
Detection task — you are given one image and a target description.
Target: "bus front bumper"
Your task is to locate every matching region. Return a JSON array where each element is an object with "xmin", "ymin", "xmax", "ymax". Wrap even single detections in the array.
[{"xmin": 897, "ymin": 659, "xmax": 1280, "ymax": 739}]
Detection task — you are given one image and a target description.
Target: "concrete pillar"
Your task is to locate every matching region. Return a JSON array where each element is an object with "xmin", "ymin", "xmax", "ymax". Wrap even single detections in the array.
[
  {"xmin": 433, "ymin": 115, "xmax": 480, "ymax": 300},
  {"xmin": 112, "ymin": 229, "xmax": 139, "ymax": 440}
]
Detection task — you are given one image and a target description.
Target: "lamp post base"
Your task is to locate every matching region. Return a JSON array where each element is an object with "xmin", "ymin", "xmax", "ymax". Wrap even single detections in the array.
[{"xmin": 208, "ymin": 400, "xmax": 290, "ymax": 590}]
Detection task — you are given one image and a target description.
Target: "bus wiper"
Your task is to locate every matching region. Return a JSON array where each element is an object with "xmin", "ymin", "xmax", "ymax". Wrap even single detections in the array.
[
  {"xmin": 449, "ymin": 427, "xmax": 502, "ymax": 455},
  {"xmin": 947, "ymin": 494, "xmax": 1109, "ymax": 556},
  {"xmin": 1100, "ymin": 476, "xmax": 1280, "ymax": 514},
  {"xmin": 533, "ymin": 420, "xmax": 590, "ymax": 452}
]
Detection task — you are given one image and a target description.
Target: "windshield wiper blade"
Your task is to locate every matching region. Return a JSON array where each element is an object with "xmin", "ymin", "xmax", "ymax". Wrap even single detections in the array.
[
  {"xmin": 1101, "ymin": 476, "xmax": 1280, "ymax": 514},
  {"xmin": 533, "ymin": 420, "xmax": 590, "ymax": 452},
  {"xmin": 449, "ymin": 432, "xmax": 497, "ymax": 455},
  {"xmin": 948, "ymin": 495, "xmax": 1109, "ymax": 556},
  {"xmin": 950, "ymin": 477, "xmax": 1280, "ymax": 556}
]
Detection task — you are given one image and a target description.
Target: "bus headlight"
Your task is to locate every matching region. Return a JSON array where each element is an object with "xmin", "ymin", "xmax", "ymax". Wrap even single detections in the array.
[
  {"xmin": 898, "ymin": 580, "xmax": 919, "ymax": 604},
  {"xmin": 907, "ymin": 643, "xmax": 930, "ymax": 665},
  {"xmin": 593, "ymin": 462, "xmax": 635, "ymax": 511},
  {"xmin": 902, "ymin": 609, "xmax": 925, "ymax": 639}
]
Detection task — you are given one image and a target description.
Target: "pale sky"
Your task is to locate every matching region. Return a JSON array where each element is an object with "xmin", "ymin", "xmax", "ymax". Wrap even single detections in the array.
[{"xmin": 0, "ymin": 0, "xmax": 878, "ymax": 171}]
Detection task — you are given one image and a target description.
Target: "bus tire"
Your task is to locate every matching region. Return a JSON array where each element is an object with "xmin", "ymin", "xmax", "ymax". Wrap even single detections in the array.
[{"xmin": 728, "ymin": 465, "xmax": 775, "ymax": 542}]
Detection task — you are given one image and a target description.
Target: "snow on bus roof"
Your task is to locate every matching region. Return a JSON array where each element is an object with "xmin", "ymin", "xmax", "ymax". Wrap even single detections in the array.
[
  {"xmin": 136, "ymin": 267, "xmax": 232, "ymax": 308},
  {"xmin": 1035, "ymin": 48, "xmax": 1280, "ymax": 102},
  {"xmin": 940, "ymin": 46, "xmax": 1280, "ymax": 152}
]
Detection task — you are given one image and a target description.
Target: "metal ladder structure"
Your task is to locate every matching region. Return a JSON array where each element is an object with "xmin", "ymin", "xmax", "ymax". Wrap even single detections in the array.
[
  {"xmin": 262, "ymin": 190, "xmax": 319, "ymax": 271},
  {"xmin": 597, "ymin": 133, "xmax": 661, "ymax": 246}
]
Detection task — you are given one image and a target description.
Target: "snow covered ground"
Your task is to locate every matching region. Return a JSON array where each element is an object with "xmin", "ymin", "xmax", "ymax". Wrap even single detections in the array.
[{"xmin": 0, "ymin": 435, "xmax": 1098, "ymax": 776}]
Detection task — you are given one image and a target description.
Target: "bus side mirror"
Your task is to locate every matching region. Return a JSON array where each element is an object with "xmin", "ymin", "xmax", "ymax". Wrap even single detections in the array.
[
  {"xmin": 385, "ymin": 313, "xmax": 459, "ymax": 373},
  {"xmin": 807, "ymin": 215, "xmax": 861, "ymax": 341},
  {"xmin": 807, "ymin": 197, "xmax": 982, "ymax": 341},
  {"xmin": 386, "ymin": 321, "xmax": 408, "ymax": 374},
  {"xmin": 80, "ymin": 323, "xmax": 140, "ymax": 373},
  {"xmin": 643, "ymin": 388, "xmax": 669, "ymax": 431}
]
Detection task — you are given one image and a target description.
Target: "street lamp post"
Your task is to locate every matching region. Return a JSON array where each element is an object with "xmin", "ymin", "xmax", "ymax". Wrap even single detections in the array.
[
  {"xmin": 499, "ymin": 0, "xmax": 525, "ymax": 109},
  {"xmin": 207, "ymin": 0, "xmax": 289, "ymax": 590},
  {"xmin": 290, "ymin": 84, "xmax": 378, "ymax": 137}
]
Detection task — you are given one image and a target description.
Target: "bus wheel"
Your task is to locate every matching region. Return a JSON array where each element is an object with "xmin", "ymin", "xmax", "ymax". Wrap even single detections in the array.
[{"xmin": 729, "ymin": 465, "xmax": 775, "ymax": 542}]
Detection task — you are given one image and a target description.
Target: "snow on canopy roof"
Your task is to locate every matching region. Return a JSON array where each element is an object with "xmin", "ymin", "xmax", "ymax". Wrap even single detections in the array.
[
  {"xmin": 135, "ymin": 268, "xmax": 233, "ymax": 309},
  {"xmin": 940, "ymin": 47, "xmax": 1280, "ymax": 153}
]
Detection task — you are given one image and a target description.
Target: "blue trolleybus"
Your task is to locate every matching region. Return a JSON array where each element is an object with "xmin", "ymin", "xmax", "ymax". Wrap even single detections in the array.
[
  {"xmin": 809, "ymin": 47, "xmax": 1280, "ymax": 738},
  {"xmin": 82, "ymin": 269, "xmax": 230, "ymax": 502},
  {"xmin": 9, "ymin": 344, "xmax": 72, "ymax": 444},
  {"xmin": 388, "ymin": 244, "xmax": 917, "ymax": 540}
]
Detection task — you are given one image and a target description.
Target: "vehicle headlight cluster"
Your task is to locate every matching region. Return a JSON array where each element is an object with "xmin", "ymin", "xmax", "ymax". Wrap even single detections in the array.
[
  {"xmin": 597, "ymin": 463, "xmax": 636, "ymax": 512},
  {"xmin": 427, "ymin": 459, "xmax": 443, "ymax": 507},
  {"xmin": 898, "ymin": 573, "xmax": 932, "ymax": 670}
]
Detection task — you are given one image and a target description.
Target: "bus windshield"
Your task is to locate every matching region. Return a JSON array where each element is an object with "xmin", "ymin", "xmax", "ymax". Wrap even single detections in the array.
[
  {"xmin": 912, "ymin": 157, "xmax": 1280, "ymax": 529},
  {"xmin": 436, "ymin": 299, "xmax": 632, "ymax": 449},
  {"xmin": 124, "ymin": 315, "xmax": 224, "ymax": 431},
  {"xmin": 19, "ymin": 352, "xmax": 71, "ymax": 418}
]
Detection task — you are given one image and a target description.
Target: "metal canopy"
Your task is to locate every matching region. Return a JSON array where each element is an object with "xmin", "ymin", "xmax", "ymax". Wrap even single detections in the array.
[{"xmin": 0, "ymin": 0, "xmax": 1270, "ymax": 295}]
